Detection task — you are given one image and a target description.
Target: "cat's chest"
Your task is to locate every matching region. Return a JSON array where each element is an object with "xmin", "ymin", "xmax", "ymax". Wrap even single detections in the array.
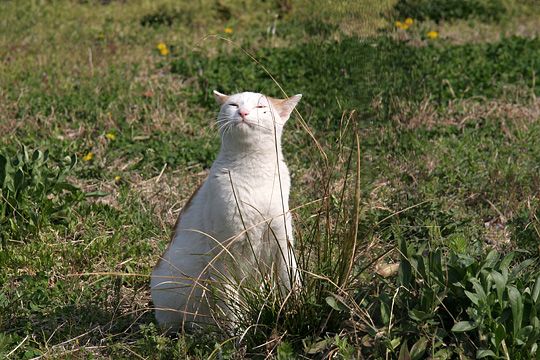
[{"xmin": 207, "ymin": 161, "xmax": 289, "ymax": 216}]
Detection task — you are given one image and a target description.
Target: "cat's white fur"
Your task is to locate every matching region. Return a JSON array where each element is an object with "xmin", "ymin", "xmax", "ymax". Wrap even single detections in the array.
[{"xmin": 150, "ymin": 90, "xmax": 302, "ymax": 331}]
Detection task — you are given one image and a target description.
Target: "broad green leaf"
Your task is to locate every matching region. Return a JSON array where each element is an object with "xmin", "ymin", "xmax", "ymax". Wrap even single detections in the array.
[
  {"xmin": 476, "ymin": 349, "xmax": 497, "ymax": 358},
  {"xmin": 451, "ymin": 321, "xmax": 477, "ymax": 332},
  {"xmin": 410, "ymin": 337, "xmax": 428, "ymax": 360},
  {"xmin": 432, "ymin": 348, "xmax": 452, "ymax": 360},
  {"xmin": 518, "ymin": 325, "xmax": 533, "ymax": 343},
  {"xmin": 532, "ymin": 274, "xmax": 540, "ymax": 303},
  {"xmin": 448, "ymin": 233, "xmax": 467, "ymax": 254},
  {"xmin": 533, "ymin": 316, "xmax": 540, "ymax": 330},
  {"xmin": 390, "ymin": 337, "xmax": 401, "ymax": 350},
  {"xmin": 23, "ymin": 145, "xmax": 30, "ymax": 163},
  {"xmin": 85, "ymin": 191, "xmax": 109, "ymax": 197},
  {"xmin": 499, "ymin": 252, "xmax": 515, "ymax": 271},
  {"xmin": 65, "ymin": 154, "xmax": 77, "ymax": 170},
  {"xmin": 465, "ymin": 290, "xmax": 480, "ymax": 306},
  {"xmin": 398, "ymin": 237, "xmax": 412, "ymax": 287},
  {"xmin": 9, "ymin": 218, "xmax": 17, "ymax": 231},
  {"xmin": 491, "ymin": 270, "xmax": 506, "ymax": 307},
  {"xmin": 493, "ymin": 323, "xmax": 505, "ymax": 349},
  {"xmin": 483, "ymin": 249, "xmax": 499, "ymax": 270},
  {"xmin": 398, "ymin": 341, "xmax": 410, "ymax": 360},
  {"xmin": 531, "ymin": 343, "xmax": 538, "ymax": 357},
  {"xmin": 511, "ymin": 259, "xmax": 535, "ymax": 278},
  {"xmin": 411, "ymin": 256, "xmax": 423, "ymax": 279},
  {"xmin": 508, "ymin": 286, "xmax": 524, "ymax": 338},
  {"xmin": 429, "ymin": 249, "xmax": 444, "ymax": 284},
  {"xmin": 470, "ymin": 278, "xmax": 487, "ymax": 302},
  {"xmin": 32, "ymin": 149, "xmax": 41, "ymax": 161},
  {"xmin": 13, "ymin": 169, "xmax": 24, "ymax": 192},
  {"xmin": 456, "ymin": 254, "xmax": 475, "ymax": 268},
  {"xmin": 304, "ymin": 338, "xmax": 329, "ymax": 354},
  {"xmin": 409, "ymin": 309, "xmax": 431, "ymax": 322},
  {"xmin": 502, "ymin": 267, "xmax": 509, "ymax": 282},
  {"xmin": 380, "ymin": 299, "xmax": 390, "ymax": 325},
  {"xmin": 325, "ymin": 296, "xmax": 342, "ymax": 311}
]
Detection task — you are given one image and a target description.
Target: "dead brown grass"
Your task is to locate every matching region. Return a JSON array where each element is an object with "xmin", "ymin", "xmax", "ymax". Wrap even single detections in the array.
[
  {"xmin": 440, "ymin": 16, "xmax": 540, "ymax": 45},
  {"xmin": 389, "ymin": 96, "xmax": 540, "ymax": 132},
  {"xmin": 388, "ymin": 15, "xmax": 540, "ymax": 46}
]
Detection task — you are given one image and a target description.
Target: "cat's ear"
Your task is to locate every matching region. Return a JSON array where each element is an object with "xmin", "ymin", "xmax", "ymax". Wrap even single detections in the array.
[
  {"xmin": 273, "ymin": 94, "xmax": 302, "ymax": 122},
  {"xmin": 213, "ymin": 90, "xmax": 229, "ymax": 105}
]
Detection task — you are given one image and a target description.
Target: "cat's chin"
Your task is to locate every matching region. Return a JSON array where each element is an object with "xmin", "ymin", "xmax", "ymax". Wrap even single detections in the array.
[{"xmin": 233, "ymin": 119, "xmax": 254, "ymax": 130}]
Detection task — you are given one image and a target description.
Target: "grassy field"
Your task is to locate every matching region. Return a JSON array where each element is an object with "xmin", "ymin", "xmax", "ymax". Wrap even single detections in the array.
[{"xmin": 1, "ymin": 0, "xmax": 540, "ymax": 358}]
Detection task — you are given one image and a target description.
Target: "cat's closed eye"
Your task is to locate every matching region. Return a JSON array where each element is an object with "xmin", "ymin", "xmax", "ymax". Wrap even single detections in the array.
[
  {"xmin": 228, "ymin": 103, "xmax": 239, "ymax": 107},
  {"xmin": 255, "ymin": 105, "xmax": 266, "ymax": 108}
]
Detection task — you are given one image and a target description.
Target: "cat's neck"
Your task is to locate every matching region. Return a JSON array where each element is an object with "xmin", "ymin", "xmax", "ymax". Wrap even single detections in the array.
[{"xmin": 217, "ymin": 137, "xmax": 284, "ymax": 163}]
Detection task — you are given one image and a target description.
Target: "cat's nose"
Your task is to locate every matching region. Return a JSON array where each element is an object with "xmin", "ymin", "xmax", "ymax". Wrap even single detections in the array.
[{"xmin": 239, "ymin": 109, "xmax": 249, "ymax": 118}]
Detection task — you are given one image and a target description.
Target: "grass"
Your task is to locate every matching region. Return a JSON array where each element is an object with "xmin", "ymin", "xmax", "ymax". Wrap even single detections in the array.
[{"xmin": 1, "ymin": 0, "xmax": 540, "ymax": 358}]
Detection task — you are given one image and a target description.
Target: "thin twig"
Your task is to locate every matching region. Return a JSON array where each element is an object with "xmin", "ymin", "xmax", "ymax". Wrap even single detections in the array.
[{"xmin": 6, "ymin": 335, "xmax": 28, "ymax": 358}]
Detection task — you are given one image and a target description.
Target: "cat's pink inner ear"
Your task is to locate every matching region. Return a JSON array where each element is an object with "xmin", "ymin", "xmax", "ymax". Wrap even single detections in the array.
[
  {"xmin": 213, "ymin": 90, "xmax": 229, "ymax": 105},
  {"xmin": 273, "ymin": 94, "xmax": 302, "ymax": 121}
]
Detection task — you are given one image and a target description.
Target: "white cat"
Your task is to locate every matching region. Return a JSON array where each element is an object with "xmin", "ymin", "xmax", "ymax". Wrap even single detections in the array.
[{"xmin": 150, "ymin": 90, "xmax": 302, "ymax": 332}]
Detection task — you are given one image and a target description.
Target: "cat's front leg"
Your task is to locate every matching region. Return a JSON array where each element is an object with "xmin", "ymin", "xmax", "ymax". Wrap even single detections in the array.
[{"xmin": 268, "ymin": 213, "xmax": 301, "ymax": 291}]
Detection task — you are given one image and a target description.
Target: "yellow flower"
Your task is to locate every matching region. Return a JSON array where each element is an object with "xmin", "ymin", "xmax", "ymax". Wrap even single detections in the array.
[
  {"xmin": 224, "ymin": 27, "xmax": 233, "ymax": 34},
  {"xmin": 105, "ymin": 132, "xmax": 116, "ymax": 140},
  {"xmin": 114, "ymin": 175, "xmax": 122, "ymax": 182},
  {"xmin": 156, "ymin": 42, "xmax": 170, "ymax": 56},
  {"xmin": 159, "ymin": 47, "xmax": 170, "ymax": 56},
  {"xmin": 395, "ymin": 21, "xmax": 409, "ymax": 30},
  {"xmin": 82, "ymin": 152, "xmax": 94, "ymax": 162},
  {"xmin": 404, "ymin": 18, "xmax": 414, "ymax": 26},
  {"xmin": 427, "ymin": 30, "xmax": 439, "ymax": 39}
]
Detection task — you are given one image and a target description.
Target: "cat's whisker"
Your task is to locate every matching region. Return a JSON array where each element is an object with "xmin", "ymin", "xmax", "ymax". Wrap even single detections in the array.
[
  {"xmin": 225, "ymin": 124, "xmax": 234, "ymax": 138},
  {"xmin": 217, "ymin": 117, "xmax": 235, "ymax": 129},
  {"xmin": 216, "ymin": 117, "xmax": 230, "ymax": 125},
  {"xmin": 220, "ymin": 124, "xmax": 233, "ymax": 143},
  {"xmin": 217, "ymin": 122, "xmax": 231, "ymax": 133},
  {"xmin": 218, "ymin": 122, "xmax": 235, "ymax": 141}
]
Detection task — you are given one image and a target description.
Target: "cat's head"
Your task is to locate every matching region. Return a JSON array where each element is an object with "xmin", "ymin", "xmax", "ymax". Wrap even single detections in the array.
[{"xmin": 213, "ymin": 90, "xmax": 301, "ymax": 148}]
